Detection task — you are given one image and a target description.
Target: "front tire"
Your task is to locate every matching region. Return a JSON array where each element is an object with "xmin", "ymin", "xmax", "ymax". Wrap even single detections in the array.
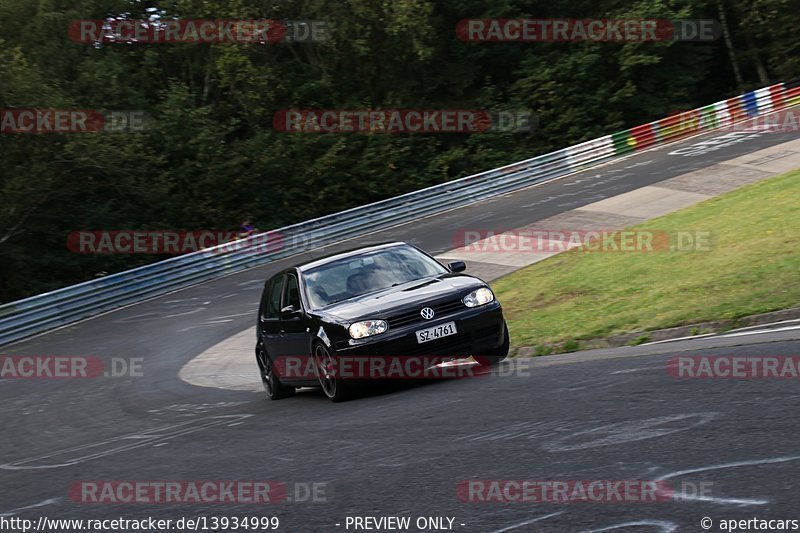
[
  {"xmin": 474, "ymin": 323, "xmax": 510, "ymax": 367},
  {"xmin": 312, "ymin": 341, "xmax": 353, "ymax": 402},
  {"xmin": 257, "ymin": 347, "xmax": 295, "ymax": 400}
]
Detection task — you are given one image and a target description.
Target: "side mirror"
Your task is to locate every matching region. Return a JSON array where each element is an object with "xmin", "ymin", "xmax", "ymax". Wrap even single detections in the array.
[
  {"xmin": 280, "ymin": 305, "xmax": 302, "ymax": 319},
  {"xmin": 448, "ymin": 261, "xmax": 467, "ymax": 273}
]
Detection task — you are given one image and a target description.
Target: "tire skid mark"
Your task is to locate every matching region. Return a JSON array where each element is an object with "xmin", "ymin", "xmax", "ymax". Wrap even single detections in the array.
[
  {"xmin": 655, "ymin": 455, "xmax": 800, "ymax": 506},
  {"xmin": 0, "ymin": 498, "xmax": 61, "ymax": 517},
  {"xmin": 542, "ymin": 412, "xmax": 718, "ymax": 452},
  {"xmin": 0, "ymin": 414, "xmax": 252, "ymax": 470}
]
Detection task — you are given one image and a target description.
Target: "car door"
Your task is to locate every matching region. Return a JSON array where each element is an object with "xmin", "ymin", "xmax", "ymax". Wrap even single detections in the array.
[
  {"xmin": 259, "ymin": 274, "xmax": 285, "ymax": 356},
  {"xmin": 278, "ymin": 271, "xmax": 312, "ymax": 359}
]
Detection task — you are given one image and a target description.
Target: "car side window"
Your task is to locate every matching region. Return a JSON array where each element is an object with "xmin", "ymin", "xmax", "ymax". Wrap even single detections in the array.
[
  {"xmin": 283, "ymin": 274, "xmax": 301, "ymax": 310},
  {"xmin": 262, "ymin": 276, "xmax": 284, "ymax": 320}
]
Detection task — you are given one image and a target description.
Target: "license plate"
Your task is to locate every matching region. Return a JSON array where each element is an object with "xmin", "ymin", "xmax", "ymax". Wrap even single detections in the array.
[{"xmin": 416, "ymin": 322, "xmax": 457, "ymax": 344}]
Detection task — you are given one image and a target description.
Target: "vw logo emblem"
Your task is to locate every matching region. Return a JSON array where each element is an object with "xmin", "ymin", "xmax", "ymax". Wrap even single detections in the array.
[{"xmin": 420, "ymin": 307, "xmax": 435, "ymax": 320}]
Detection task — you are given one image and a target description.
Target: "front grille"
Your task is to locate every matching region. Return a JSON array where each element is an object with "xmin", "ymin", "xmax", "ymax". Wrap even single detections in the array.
[{"xmin": 387, "ymin": 299, "xmax": 465, "ymax": 329}]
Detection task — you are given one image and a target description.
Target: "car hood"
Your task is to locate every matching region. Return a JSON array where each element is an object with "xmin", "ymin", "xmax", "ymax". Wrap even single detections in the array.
[{"xmin": 318, "ymin": 274, "xmax": 486, "ymax": 322}]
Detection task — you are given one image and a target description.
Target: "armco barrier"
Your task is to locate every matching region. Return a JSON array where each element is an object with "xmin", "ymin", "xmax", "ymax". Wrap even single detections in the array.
[{"xmin": 1, "ymin": 83, "xmax": 799, "ymax": 346}]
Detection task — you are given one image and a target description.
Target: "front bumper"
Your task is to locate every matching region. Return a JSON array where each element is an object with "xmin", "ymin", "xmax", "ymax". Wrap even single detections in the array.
[{"xmin": 334, "ymin": 302, "xmax": 505, "ymax": 357}]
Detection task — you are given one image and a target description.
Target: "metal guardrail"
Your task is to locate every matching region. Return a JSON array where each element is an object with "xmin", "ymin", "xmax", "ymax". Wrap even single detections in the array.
[{"xmin": 1, "ymin": 82, "xmax": 799, "ymax": 346}]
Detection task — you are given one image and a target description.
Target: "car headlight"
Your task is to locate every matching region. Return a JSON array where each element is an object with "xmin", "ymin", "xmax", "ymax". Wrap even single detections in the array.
[
  {"xmin": 349, "ymin": 320, "xmax": 389, "ymax": 339},
  {"xmin": 463, "ymin": 287, "xmax": 495, "ymax": 308}
]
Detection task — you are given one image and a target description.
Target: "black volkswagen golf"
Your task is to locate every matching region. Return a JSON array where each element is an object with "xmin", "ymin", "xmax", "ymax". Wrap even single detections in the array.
[{"xmin": 255, "ymin": 242, "xmax": 508, "ymax": 401}]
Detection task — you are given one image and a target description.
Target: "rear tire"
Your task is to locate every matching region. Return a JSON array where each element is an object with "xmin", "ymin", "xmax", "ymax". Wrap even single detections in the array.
[
  {"xmin": 312, "ymin": 341, "xmax": 353, "ymax": 402},
  {"xmin": 474, "ymin": 323, "xmax": 510, "ymax": 367},
  {"xmin": 257, "ymin": 347, "xmax": 295, "ymax": 400}
]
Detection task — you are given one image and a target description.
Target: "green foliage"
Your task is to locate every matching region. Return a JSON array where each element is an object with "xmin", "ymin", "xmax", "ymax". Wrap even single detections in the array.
[{"xmin": 0, "ymin": 0, "xmax": 796, "ymax": 302}]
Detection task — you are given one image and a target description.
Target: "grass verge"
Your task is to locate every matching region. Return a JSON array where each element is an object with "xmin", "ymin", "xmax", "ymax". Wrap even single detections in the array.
[{"xmin": 492, "ymin": 168, "xmax": 800, "ymax": 354}]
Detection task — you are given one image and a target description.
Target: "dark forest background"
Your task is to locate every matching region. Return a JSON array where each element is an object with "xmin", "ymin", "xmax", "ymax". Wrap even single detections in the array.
[{"xmin": 1, "ymin": 0, "xmax": 798, "ymax": 303}]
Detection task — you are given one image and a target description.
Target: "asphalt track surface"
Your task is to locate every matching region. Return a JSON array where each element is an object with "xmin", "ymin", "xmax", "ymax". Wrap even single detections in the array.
[{"xmin": 2, "ymin": 123, "xmax": 799, "ymax": 533}]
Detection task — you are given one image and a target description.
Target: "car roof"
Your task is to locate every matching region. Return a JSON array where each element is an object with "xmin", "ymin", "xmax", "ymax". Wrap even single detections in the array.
[{"xmin": 296, "ymin": 242, "xmax": 411, "ymax": 272}]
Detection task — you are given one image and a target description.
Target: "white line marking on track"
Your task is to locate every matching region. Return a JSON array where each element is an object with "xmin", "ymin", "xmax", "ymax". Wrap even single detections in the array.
[
  {"xmin": 163, "ymin": 307, "xmax": 206, "ymax": 319},
  {"xmin": 720, "ymin": 324, "xmax": 800, "ymax": 337},
  {"xmin": 0, "ymin": 498, "xmax": 61, "ymax": 517},
  {"xmin": 209, "ymin": 311, "xmax": 257, "ymax": 320},
  {"xmin": 236, "ymin": 280, "xmax": 263, "ymax": 288},
  {"xmin": 611, "ymin": 366, "xmax": 662, "ymax": 374},
  {"xmin": 643, "ymin": 333, "xmax": 718, "ymax": 345}
]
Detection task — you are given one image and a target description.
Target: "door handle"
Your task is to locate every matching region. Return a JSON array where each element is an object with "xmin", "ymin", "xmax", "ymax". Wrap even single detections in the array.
[{"xmin": 279, "ymin": 329, "xmax": 286, "ymax": 337}]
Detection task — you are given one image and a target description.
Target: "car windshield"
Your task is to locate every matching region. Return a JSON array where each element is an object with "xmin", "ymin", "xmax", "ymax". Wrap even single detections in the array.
[{"xmin": 303, "ymin": 245, "xmax": 448, "ymax": 308}]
